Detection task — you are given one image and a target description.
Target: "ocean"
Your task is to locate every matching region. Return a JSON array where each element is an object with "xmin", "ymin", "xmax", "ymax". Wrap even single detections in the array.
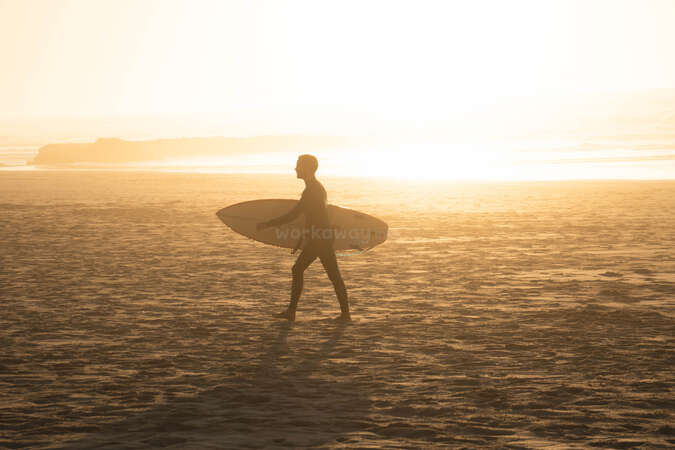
[{"xmin": 3, "ymin": 131, "xmax": 675, "ymax": 180}]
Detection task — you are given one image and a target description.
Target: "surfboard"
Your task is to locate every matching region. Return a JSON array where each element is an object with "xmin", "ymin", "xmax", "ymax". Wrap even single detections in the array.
[{"xmin": 216, "ymin": 199, "xmax": 388, "ymax": 253}]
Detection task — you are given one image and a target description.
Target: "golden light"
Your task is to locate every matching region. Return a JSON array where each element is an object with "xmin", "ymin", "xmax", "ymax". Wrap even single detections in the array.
[{"xmin": 2, "ymin": 1, "xmax": 675, "ymax": 180}]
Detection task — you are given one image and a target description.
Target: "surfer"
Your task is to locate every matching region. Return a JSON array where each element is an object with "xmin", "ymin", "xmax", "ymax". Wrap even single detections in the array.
[{"xmin": 257, "ymin": 154, "xmax": 351, "ymax": 322}]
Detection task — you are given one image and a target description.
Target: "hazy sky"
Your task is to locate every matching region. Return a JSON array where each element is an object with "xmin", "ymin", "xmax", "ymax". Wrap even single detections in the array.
[{"xmin": 2, "ymin": 0, "xmax": 675, "ymax": 118}]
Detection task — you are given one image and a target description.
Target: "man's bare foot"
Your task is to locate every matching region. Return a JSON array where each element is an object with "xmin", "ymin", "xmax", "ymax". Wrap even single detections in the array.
[
  {"xmin": 273, "ymin": 309, "xmax": 295, "ymax": 321},
  {"xmin": 333, "ymin": 313, "xmax": 352, "ymax": 322}
]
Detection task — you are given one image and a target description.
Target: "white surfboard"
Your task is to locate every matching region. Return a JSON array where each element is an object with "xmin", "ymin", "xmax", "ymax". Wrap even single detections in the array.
[{"xmin": 217, "ymin": 199, "xmax": 388, "ymax": 253}]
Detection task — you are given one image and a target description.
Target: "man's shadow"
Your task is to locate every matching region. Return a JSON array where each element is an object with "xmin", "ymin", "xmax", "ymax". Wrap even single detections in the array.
[{"xmin": 65, "ymin": 320, "xmax": 373, "ymax": 449}]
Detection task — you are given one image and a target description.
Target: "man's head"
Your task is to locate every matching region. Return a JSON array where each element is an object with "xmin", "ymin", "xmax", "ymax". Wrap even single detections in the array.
[{"xmin": 295, "ymin": 154, "xmax": 318, "ymax": 179}]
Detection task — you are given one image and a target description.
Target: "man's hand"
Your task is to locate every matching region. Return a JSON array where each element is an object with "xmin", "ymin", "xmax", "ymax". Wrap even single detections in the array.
[{"xmin": 256, "ymin": 221, "xmax": 270, "ymax": 231}]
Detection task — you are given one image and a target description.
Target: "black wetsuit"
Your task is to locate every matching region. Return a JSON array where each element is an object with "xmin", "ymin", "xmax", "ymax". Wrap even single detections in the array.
[{"xmin": 266, "ymin": 178, "xmax": 349, "ymax": 315}]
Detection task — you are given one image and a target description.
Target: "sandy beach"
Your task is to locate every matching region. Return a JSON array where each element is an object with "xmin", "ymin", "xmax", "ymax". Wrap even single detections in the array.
[{"xmin": 1, "ymin": 171, "xmax": 674, "ymax": 448}]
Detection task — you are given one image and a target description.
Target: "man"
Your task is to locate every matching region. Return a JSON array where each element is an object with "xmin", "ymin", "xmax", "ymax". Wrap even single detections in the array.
[{"xmin": 257, "ymin": 155, "xmax": 351, "ymax": 322}]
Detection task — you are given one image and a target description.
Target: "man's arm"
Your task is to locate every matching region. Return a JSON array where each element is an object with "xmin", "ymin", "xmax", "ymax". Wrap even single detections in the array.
[{"xmin": 257, "ymin": 193, "xmax": 306, "ymax": 230}]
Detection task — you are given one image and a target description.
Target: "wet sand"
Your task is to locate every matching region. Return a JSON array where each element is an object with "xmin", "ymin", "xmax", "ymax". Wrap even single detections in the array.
[{"xmin": 1, "ymin": 171, "xmax": 674, "ymax": 448}]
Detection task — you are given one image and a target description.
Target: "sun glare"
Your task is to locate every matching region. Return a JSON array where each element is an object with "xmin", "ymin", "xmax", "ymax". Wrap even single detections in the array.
[
  {"xmin": 336, "ymin": 145, "xmax": 502, "ymax": 180},
  {"xmin": 2, "ymin": 1, "xmax": 675, "ymax": 180},
  {"xmin": 7, "ymin": 0, "xmax": 674, "ymax": 120}
]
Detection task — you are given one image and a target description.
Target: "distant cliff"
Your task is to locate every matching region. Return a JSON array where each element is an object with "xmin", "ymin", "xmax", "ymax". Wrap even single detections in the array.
[{"xmin": 31, "ymin": 136, "xmax": 351, "ymax": 165}]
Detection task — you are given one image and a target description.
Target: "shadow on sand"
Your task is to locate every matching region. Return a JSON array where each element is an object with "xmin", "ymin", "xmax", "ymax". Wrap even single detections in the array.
[{"xmin": 62, "ymin": 320, "xmax": 374, "ymax": 449}]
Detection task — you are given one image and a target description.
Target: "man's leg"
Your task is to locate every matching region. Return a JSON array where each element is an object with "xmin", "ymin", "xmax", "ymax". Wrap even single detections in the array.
[
  {"xmin": 319, "ymin": 248, "xmax": 350, "ymax": 320},
  {"xmin": 276, "ymin": 247, "xmax": 317, "ymax": 321}
]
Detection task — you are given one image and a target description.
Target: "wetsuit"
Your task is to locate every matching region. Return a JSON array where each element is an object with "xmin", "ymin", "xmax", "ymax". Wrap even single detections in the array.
[{"xmin": 265, "ymin": 179, "xmax": 349, "ymax": 316}]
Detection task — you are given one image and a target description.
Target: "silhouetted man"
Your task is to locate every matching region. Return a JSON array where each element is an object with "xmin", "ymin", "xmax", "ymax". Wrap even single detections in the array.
[{"xmin": 257, "ymin": 155, "xmax": 351, "ymax": 322}]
